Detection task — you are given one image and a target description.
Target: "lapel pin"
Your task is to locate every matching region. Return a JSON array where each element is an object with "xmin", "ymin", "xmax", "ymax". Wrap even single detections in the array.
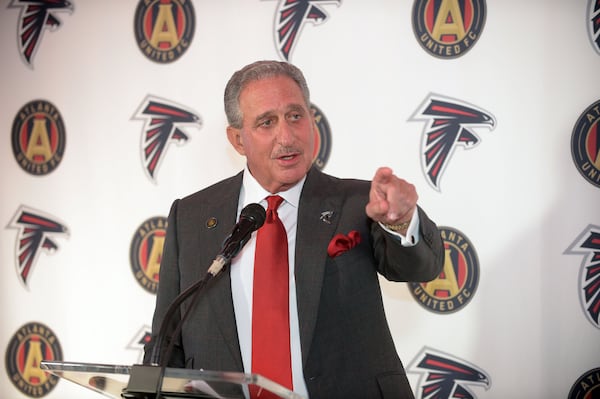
[
  {"xmin": 320, "ymin": 210, "xmax": 334, "ymax": 224},
  {"xmin": 206, "ymin": 217, "xmax": 218, "ymax": 229}
]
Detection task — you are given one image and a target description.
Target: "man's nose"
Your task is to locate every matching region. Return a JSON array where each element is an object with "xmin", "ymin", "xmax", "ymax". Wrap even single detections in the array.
[{"xmin": 275, "ymin": 121, "xmax": 294, "ymax": 145}]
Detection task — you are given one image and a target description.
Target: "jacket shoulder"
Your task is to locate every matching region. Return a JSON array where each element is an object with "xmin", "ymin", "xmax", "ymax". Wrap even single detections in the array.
[
  {"xmin": 305, "ymin": 167, "xmax": 370, "ymax": 196},
  {"xmin": 179, "ymin": 171, "xmax": 243, "ymax": 205}
]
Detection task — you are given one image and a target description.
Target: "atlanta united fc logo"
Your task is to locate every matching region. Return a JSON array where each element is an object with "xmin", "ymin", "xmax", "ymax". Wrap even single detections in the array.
[
  {"xmin": 409, "ymin": 227, "xmax": 479, "ymax": 313},
  {"xmin": 571, "ymin": 99, "xmax": 600, "ymax": 188},
  {"xmin": 412, "ymin": 0, "xmax": 487, "ymax": 58},
  {"xmin": 5, "ymin": 322, "xmax": 63, "ymax": 397},
  {"xmin": 311, "ymin": 103, "xmax": 332, "ymax": 171},
  {"xmin": 130, "ymin": 216, "xmax": 167, "ymax": 294},
  {"xmin": 568, "ymin": 367, "xmax": 600, "ymax": 399},
  {"xmin": 11, "ymin": 100, "xmax": 66, "ymax": 176},
  {"xmin": 133, "ymin": 0, "xmax": 195, "ymax": 63}
]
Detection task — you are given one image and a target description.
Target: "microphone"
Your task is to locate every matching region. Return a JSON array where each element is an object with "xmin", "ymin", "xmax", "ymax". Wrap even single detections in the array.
[{"xmin": 207, "ymin": 203, "xmax": 266, "ymax": 276}]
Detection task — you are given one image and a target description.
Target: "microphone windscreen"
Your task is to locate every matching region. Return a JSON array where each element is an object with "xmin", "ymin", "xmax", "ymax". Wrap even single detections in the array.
[{"xmin": 240, "ymin": 203, "xmax": 266, "ymax": 230}]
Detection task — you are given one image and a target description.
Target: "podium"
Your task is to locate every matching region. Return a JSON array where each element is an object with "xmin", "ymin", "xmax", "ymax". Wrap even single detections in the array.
[{"xmin": 40, "ymin": 360, "xmax": 306, "ymax": 399}]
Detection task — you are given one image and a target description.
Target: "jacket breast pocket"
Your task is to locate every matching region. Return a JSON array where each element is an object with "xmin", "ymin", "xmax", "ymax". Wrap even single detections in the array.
[{"xmin": 324, "ymin": 245, "xmax": 379, "ymax": 296}]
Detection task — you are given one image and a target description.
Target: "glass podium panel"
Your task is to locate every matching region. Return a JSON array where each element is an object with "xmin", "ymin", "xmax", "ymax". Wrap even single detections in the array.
[{"xmin": 40, "ymin": 361, "xmax": 306, "ymax": 399}]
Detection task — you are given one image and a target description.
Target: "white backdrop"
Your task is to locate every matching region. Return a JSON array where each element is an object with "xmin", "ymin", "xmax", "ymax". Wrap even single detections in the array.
[{"xmin": 1, "ymin": 1, "xmax": 599, "ymax": 398}]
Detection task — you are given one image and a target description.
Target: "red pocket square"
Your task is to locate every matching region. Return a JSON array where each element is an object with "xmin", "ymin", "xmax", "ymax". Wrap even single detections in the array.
[{"xmin": 327, "ymin": 230, "xmax": 361, "ymax": 258}]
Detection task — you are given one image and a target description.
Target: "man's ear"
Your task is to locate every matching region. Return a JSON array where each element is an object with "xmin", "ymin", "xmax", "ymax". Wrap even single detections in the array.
[{"xmin": 226, "ymin": 126, "xmax": 246, "ymax": 155}]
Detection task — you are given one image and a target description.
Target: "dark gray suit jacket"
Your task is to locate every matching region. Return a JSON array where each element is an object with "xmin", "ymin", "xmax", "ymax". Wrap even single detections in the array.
[{"xmin": 144, "ymin": 167, "xmax": 444, "ymax": 399}]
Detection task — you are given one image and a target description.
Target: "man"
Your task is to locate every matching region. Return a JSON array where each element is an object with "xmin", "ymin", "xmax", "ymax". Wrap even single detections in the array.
[{"xmin": 144, "ymin": 60, "xmax": 444, "ymax": 399}]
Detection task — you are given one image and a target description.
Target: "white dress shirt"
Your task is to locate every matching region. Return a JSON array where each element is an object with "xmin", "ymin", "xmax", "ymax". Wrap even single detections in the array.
[{"xmin": 231, "ymin": 168, "xmax": 308, "ymax": 398}]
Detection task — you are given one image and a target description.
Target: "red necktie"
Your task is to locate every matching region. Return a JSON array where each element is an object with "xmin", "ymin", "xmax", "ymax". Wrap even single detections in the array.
[{"xmin": 250, "ymin": 195, "xmax": 292, "ymax": 398}]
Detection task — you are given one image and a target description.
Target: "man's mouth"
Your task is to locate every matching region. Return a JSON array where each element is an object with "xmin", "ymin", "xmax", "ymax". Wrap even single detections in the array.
[{"xmin": 276, "ymin": 150, "xmax": 300, "ymax": 161}]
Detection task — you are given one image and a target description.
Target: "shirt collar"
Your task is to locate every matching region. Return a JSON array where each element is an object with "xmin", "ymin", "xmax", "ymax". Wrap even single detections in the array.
[{"xmin": 239, "ymin": 165, "xmax": 305, "ymax": 210}]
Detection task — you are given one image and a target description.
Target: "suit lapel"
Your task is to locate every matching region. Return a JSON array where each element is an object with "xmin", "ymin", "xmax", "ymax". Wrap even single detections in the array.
[{"xmin": 294, "ymin": 168, "xmax": 341, "ymax": 365}]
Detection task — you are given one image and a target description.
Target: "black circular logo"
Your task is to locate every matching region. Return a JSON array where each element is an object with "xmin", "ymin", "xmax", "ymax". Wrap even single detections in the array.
[
  {"xmin": 134, "ymin": 0, "xmax": 195, "ymax": 63},
  {"xmin": 311, "ymin": 103, "xmax": 332, "ymax": 171},
  {"xmin": 5, "ymin": 322, "xmax": 63, "ymax": 397},
  {"xmin": 568, "ymin": 367, "xmax": 600, "ymax": 399},
  {"xmin": 571, "ymin": 99, "xmax": 600, "ymax": 188},
  {"xmin": 409, "ymin": 226, "xmax": 479, "ymax": 313},
  {"xmin": 11, "ymin": 100, "xmax": 66, "ymax": 176},
  {"xmin": 130, "ymin": 216, "xmax": 168, "ymax": 294},
  {"xmin": 412, "ymin": 0, "xmax": 487, "ymax": 58}
]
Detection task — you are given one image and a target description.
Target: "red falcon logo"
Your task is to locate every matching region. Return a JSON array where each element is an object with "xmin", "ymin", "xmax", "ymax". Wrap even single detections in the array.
[
  {"xmin": 132, "ymin": 95, "xmax": 202, "ymax": 182},
  {"xmin": 8, "ymin": 206, "xmax": 69, "ymax": 287},
  {"xmin": 269, "ymin": 0, "xmax": 341, "ymax": 61},
  {"xmin": 410, "ymin": 94, "xmax": 496, "ymax": 191},
  {"xmin": 8, "ymin": 0, "xmax": 73, "ymax": 67},
  {"xmin": 564, "ymin": 224, "xmax": 600, "ymax": 329},
  {"xmin": 408, "ymin": 347, "xmax": 490, "ymax": 399}
]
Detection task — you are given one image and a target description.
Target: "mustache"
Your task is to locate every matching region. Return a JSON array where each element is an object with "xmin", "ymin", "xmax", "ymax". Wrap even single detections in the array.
[{"xmin": 273, "ymin": 146, "xmax": 302, "ymax": 158}]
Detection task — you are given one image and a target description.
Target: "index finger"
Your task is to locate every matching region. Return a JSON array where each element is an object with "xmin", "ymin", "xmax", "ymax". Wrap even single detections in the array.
[{"xmin": 373, "ymin": 167, "xmax": 393, "ymax": 186}]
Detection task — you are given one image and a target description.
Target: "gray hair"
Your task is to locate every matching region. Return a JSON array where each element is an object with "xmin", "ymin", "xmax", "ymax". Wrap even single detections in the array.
[{"xmin": 224, "ymin": 60, "xmax": 311, "ymax": 129}]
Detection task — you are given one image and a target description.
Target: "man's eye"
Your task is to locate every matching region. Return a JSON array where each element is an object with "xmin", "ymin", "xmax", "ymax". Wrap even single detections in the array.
[
  {"xmin": 259, "ymin": 119, "xmax": 273, "ymax": 127},
  {"xmin": 289, "ymin": 113, "xmax": 302, "ymax": 121}
]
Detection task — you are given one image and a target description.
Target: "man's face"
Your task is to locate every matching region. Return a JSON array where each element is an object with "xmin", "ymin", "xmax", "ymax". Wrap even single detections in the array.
[{"xmin": 227, "ymin": 75, "xmax": 316, "ymax": 193}]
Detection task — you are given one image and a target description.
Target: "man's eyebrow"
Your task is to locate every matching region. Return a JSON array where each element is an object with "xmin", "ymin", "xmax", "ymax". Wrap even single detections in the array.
[
  {"xmin": 287, "ymin": 103, "xmax": 306, "ymax": 113},
  {"xmin": 254, "ymin": 110, "xmax": 275, "ymax": 124}
]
